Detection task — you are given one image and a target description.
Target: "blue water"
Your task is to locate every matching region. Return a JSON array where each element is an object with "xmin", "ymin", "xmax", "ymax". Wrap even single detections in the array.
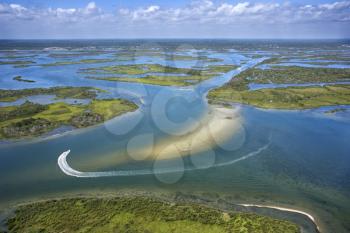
[
  {"xmin": 0, "ymin": 95, "xmax": 91, "ymax": 107},
  {"xmin": 0, "ymin": 39, "xmax": 350, "ymax": 232}
]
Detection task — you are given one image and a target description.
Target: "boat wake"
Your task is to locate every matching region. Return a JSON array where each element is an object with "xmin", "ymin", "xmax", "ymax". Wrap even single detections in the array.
[{"xmin": 57, "ymin": 142, "xmax": 270, "ymax": 178}]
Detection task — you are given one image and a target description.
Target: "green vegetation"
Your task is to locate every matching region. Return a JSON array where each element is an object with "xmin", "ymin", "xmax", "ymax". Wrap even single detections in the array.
[
  {"xmin": 0, "ymin": 54, "xmax": 37, "ymax": 59},
  {"xmin": 87, "ymin": 75, "xmax": 214, "ymax": 86},
  {"xmin": 48, "ymin": 52, "xmax": 107, "ymax": 58},
  {"xmin": 208, "ymin": 64, "xmax": 350, "ymax": 109},
  {"xmin": 0, "ymin": 60, "xmax": 35, "ymax": 67},
  {"xmin": 259, "ymin": 57, "xmax": 281, "ymax": 65},
  {"xmin": 306, "ymin": 55, "xmax": 350, "ymax": 61},
  {"xmin": 0, "ymin": 101, "xmax": 48, "ymax": 121},
  {"xmin": 226, "ymin": 66, "xmax": 350, "ymax": 91},
  {"xmin": 6, "ymin": 197, "xmax": 300, "ymax": 233},
  {"xmin": 115, "ymin": 50, "xmax": 222, "ymax": 62},
  {"xmin": 81, "ymin": 64, "xmax": 197, "ymax": 75},
  {"xmin": 12, "ymin": 76, "xmax": 35, "ymax": 83},
  {"xmin": 262, "ymin": 66, "xmax": 350, "ymax": 83},
  {"xmin": 209, "ymin": 84, "xmax": 350, "ymax": 109},
  {"xmin": 169, "ymin": 55, "xmax": 223, "ymax": 62},
  {"xmin": 0, "ymin": 87, "xmax": 100, "ymax": 102},
  {"xmin": 42, "ymin": 58, "xmax": 114, "ymax": 67},
  {"xmin": 83, "ymin": 64, "xmax": 237, "ymax": 86},
  {"xmin": 261, "ymin": 55, "xmax": 350, "ymax": 64},
  {"xmin": 81, "ymin": 64, "xmax": 235, "ymax": 76},
  {"xmin": 0, "ymin": 87, "xmax": 137, "ymax": 139},
  {"xmin": 0, "ymin": 98, "xmax": 137, "ymax": 139},
  {"xmin": 204, "ymin": 65, "xmax": 237, "ymax": 73}
]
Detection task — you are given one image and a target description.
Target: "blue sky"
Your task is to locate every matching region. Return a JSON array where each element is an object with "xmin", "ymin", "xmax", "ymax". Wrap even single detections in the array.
[
  {"xmin": 0, "ymin": 0, "xmax": 349, "ymax": 39},
  {"xmin": 0, "ymin": 0, "xmax": 340, "ymax": 9}
]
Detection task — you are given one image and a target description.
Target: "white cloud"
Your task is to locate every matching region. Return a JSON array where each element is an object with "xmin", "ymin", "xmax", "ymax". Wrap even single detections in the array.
[
  {"xmin": 231, "ymin": 2, "xmax": 250, "ymax": 14},
  {"xmin": 128, "ymin": 5, "xmax": 161, "ymax": 20},
  {"xmin": 0, "ymin": 1, "xmax": 103, "ymax": 22},
  {"xmin": 0, "ymin": 1, "xmax": 349, "ymax": 38},
  {"xmin": 115, "ymin": 0, "xmax": 350, "ymax": 23},
  {"xmin": 84, "ymin": 2, "xmax": 100, "ymax": 15},
  {"xmin": 1, "ymin": 1, "xmax": 349, "ymax": 23},
  {"xmin": 320, "ymin": 1, "xmax": 350, "ymax": 10},
  {"xmin": 9, "ymin": 4, "xmax": 26, "ymax": 11}
]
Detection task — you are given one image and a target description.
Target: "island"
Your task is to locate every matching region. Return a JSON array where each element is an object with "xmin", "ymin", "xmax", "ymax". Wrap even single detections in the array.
[
  {"xmin": 0, "ymin": 60, "xmax": 35, "ymax": 68},
  {"xmin": 82, "ymin": 64, "xmax": 237, "ymax": 86},
  {"xmin": 42, "ymin": 58, "xmax": 115, "ymax": 67},
  {"xmin": 0, "ymin": 87, "xmax": 138, "ymax": 139},
  {"xmin": 12, "ymin": 76, "xmax": 35, "ymax": 83},
  {"xmin": 6, "ymin": 196, "xmax": 300, "ymax": 233},
  {"xmin": 208, "ymin": 64, "xmax": 350, "ymax": 109}
]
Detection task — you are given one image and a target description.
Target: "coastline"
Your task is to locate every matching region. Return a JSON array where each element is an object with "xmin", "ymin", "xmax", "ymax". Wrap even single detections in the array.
[
  {"xmin": 0, "ymin": 191, "xmax": 320, "ymax": 233},
  {"xmin": 0, "ymin": 107, "xmax": 142, "ymax": 147},
  {"xmin": 0, "ymin": 42, "xmax": 349, "ymax": 232},
  {"xmin": 238, "ymin": 204, "xmax": 320, "ymax": 233}
]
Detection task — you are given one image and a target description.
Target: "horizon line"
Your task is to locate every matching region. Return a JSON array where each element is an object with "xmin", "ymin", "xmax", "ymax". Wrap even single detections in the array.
[{"xmin": 1, "ymin": 38, "xmax": 350, "ymax": 41}]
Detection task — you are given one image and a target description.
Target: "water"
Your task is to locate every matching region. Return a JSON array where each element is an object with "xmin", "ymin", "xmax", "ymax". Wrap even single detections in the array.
[
  {"xmin": 0, "ymin": 95, "xmax": 90, "ymax": 107},
  {"xmin": 0, "ymin": 39, "xmax": 349, "ymax": 233}
]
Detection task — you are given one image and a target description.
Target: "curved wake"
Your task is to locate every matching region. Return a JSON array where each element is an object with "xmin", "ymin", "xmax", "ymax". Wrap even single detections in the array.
[{"xmin": 57, "ymin": 143, "xmax": 270, "ymax": 178}]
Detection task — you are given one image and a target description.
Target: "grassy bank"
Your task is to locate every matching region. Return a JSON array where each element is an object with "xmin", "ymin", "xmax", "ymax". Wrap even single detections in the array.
[
  {"xmin": 209, "ymin": 84, "xmax": 350, "ymax": 109},
  {"xmin": 83, "ymin": 64, "xmax": 237, "ymax": 86},
  {"xmin": 0, "ymin": 99, "xmax": 137, "ymax": 139},
  {"xmin": 42, "ymin": 59, "xmax": 115, "ymax": 67},
  {"xmin": 0, "ymin": 87, "xmax": 101, "ymax": 102},
  {"xmin": 114, "ymin": 50, "xmax": 223, "ymax": 62},
  {"xmin": 6, "ymin": 196, "xmax": 300, "ymax": 233},
  {"xmin": 0, "ymin": 60, "xmax": 35, "ymax": 68},
  {"xmin": 208, "ymin": 64, "xmax": 350, "ymax": 109},
  {"xmin": 86, "ymin": 74, "xmax": 214, "ymax": 86},
  {"xmin": 0, "ymin": 87, "xmax": 138, "ymax": 139},
  {"xmin": 48, "ymin": 51, "xmax": 108, "ymax": 58},
  {"xmin": 80, "ymin": 64, "xmax": 203, "ymax": 75},
  {"xmin": 223, "ymin": 66, "xmax": 350, "ymax": 92}
]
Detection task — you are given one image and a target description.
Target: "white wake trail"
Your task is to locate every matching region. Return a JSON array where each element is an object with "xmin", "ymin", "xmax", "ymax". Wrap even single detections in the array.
[{"xmin": 57, "ymin": 143, "xmax": 270, "ymax": 178}]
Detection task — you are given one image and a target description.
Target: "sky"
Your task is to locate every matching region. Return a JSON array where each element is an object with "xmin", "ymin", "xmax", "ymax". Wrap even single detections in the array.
[{"xmin": 0, "ymin": 0, "xmax": 349, "ymax": 39}]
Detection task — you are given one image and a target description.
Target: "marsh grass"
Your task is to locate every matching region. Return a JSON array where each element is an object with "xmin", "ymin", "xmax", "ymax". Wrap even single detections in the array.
[
  {"xmin": 0, "ymin": 87, "xmax": 100, "ymax": 102},
  {"xmin": 209, "ymin": 84, "xmax": 350, "ymax": 109},
  {"xmin": 208, "ymin": 64, "xmax": 350, "ymax": 109},
  {"xmin": 6, "ymin": 197, "xmax": 300, "ymax": 233},
  {"xmin": 0, "ymin": 94, "xmax": 138, "ymax": 139},
  {"xmin": 83, "ymin": 64, "xmax": 237, "ymax": 86}
]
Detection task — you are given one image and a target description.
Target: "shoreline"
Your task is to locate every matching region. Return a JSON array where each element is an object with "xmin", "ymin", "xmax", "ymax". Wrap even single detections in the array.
[
  {"xmin": 238, "ymin": 203, "xmax": 321, "ymax": 232},
  {"xmin": 0, "ymin": 107, "xmax": 142, "ymax": 147},
  {"xmin": 0, "ymin": 191, "xmax": 320, "ymax": 233}
]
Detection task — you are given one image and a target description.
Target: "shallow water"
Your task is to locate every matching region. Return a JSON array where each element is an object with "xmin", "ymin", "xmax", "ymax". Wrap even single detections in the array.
[
  {"xmin": 0, "ymin": 40, "xmax": 350, "ymax": 232},
  {"xmin": 0, "ymin": 95, "xmax": 91, "ymax": 107}
]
